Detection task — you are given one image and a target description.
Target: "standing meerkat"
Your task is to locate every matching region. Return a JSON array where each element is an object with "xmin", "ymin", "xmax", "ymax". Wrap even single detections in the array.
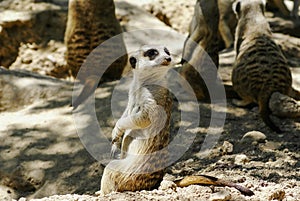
[
  {"xmin": 180, "ymin": 0, "xmax": 220, "ymax": 101},
  {"xmin": 100, "ymin": 45, "xmax": 254, "ymax": 196},
  {"xmin": 267, "ymin": 0, "xmax": 299, "ymax": 18},
  {"xmin": 66, "ymin": 0, "xmax": 127, "ymax": 109},
  {"xmin": 232, "ymin": 0, "xmax": 300, "ymax": 133},
  {"xmin": 218, "ymin": 0, "xmax": 238, "ymax": 49},
  {"xmin": 100, "ymin": 45, "xmax": 173, "ymax": 195}
]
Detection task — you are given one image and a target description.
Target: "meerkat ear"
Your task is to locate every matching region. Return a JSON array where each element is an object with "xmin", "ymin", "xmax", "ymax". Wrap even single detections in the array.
[
  {"xmin": 129, "ymin": 56, "xmax": 137, "ymax": 69},
  {"xmin": 233, "ymin": 0, "xmax": 241, "ymax": 16},
  {"xmin": 260, "ymin": 0, "xmax": 266, "ymax": 14}
]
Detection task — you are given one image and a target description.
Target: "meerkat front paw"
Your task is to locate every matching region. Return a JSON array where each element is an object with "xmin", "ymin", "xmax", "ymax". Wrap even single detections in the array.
[
  {"xmin": 110, "ymin": 125, "xmax": 124, "ymax": 158},
  {"xmin": 111, "ymin": 125, "xmax": 124, "ymax": 144}
]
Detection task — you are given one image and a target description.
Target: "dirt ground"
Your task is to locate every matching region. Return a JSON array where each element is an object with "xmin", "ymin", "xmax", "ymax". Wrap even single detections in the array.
[{"xmin": 0, "ymin": 0, "xmax": 299, "ymax": 200}]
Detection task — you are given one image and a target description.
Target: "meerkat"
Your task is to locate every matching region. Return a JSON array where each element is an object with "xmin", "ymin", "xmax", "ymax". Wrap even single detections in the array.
[
  {"xmin": 180, "ymin": 0, "xmax": 221, "ymax": 101},
  {"xmin": 292, "ymin": 0, "xmax": 299, "ymax": 18},
  {"xmin": 267, "ymin": 0, "xmax": 299, "ymax": 18},
  {"xmin": 232, "ymin": 0, "xmax": 300, "ymax": 133},
  {"xmin": 100, "ymin": 45, "xmax": 254, "ymax": 196},
  {"xmin": 218, "ymin": 0, "xmax": 238, "ymax": 49},
  {"xmin": 66, "ymin": 0, "xmax": 127, "ymax": 108},
  {"xmin": 181, "ymin": 0, "xmax": 219, "ymax": 67},
  {"xmin": 100, "ymin": 45, "xmax": 173, "ymax": 195}
]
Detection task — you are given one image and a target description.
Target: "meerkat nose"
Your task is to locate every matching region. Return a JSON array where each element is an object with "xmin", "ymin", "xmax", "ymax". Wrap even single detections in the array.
[{"xmin": 166, "ymin": 57, "xmax": 171, "ymax": 62}]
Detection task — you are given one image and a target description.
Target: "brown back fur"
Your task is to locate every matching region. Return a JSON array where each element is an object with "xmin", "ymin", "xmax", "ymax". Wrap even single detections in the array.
[{"xmin": 232, "ymin": 0, "xmax": 294, "ymax": 132}]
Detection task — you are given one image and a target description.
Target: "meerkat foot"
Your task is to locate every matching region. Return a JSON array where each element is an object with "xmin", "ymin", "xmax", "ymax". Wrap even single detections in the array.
[{"xmin": 110, "ymin": 143, "xmax": 121, "ymax": 159}]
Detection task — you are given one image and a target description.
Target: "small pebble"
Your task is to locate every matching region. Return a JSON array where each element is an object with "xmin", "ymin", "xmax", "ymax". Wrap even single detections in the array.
[
  {"xmin": 242, "ymin": 131, "xmax": 266, "ymax": 143},
  {"xmin": 159, "ymin": 180, "xmax": 176, "ymax": 191},
  {"xmin": 235, "ymin": 154, "xmax": 250, "ymax": 165},
  {"xmin": 209, "ymin": 190, "xmax": 231, "ymax": 201},
  {"xmin": 220, "ymin": 141, "xmax": 233, "ymax": 154}
]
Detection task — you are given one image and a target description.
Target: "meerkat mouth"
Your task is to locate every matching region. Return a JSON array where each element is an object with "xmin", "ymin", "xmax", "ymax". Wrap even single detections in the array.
[{"xmin": 161, "ymin": 58, "xmax": 172, "ymax": 66}]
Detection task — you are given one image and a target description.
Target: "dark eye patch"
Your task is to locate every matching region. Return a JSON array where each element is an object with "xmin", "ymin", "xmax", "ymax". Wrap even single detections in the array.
[
  {"xmin": 144, "ymin": 48, "xmax": 159, "ymax": 60},
  {"xmin": 164, "ymin": 47, "xmax": 170, "ymax": 56}
]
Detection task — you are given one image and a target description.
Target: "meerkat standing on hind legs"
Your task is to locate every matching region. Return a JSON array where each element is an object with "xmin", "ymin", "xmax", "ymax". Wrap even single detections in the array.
[
  {"xmin": 66, "ymin": 0, "xmax": 128, "ymax": 109},
  {"xmin": 100, "ymin": 45, "xmax": 254, "ymax": 196},
  {"xmin": 232, "ymin": 0, "xmax": 300, "ymax": 133},
  {"xmin": 100, "ymin": 45, "xmax": 173, "ymax": 195},
  {"xmin": 267, "ymin": 0, "xmax": 299, "ymax": 18},
  {"xmin": 180, "ymin": 0, "xmax": 220, "ymax": 101}
]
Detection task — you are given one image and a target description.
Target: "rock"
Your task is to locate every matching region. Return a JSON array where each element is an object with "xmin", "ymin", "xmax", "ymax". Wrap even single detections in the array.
[
  {"xmin": 0, "ymin": 3, "xmax": 66, "ymax": 68},
  {"xmin": 0, "ymin": 185, "xmax": 18, "ymax": 200},
  {"xmin": 234, "ymin": 154, "xmax": 250, "ymax": 165},
  {"xmin": 159, "ymin": 180, "xmax": 176, "ymax": 191},
  {"xmin": 242, "ymin": 131, "xmax": 267, "ymax": 143},
  {"xmin": 209, "ymin": 190, "xmax": 231, "ymax": 201},
  {"xmin": 220, "ymin": 141, "xmax": 234, "ymax": 155},
  {"xmin": 269, "ymin": 92, "xmax": 300, "ymax": 118}
]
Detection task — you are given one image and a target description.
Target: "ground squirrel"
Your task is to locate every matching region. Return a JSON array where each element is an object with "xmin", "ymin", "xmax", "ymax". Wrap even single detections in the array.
[
  {"xmin": 232, "ymin": 0, "xmax": 300, "ymax": 133},
  {"xmin": 66, "ymin": 0, "xmax": 127, "ymax": 108}
]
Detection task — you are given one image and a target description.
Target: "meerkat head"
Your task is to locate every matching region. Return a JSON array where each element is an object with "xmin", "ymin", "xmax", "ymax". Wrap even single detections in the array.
[
  {"xmin": 233, "ymin": 0, "xmax": 266, "ymax": 19},
  {"xmin": 233, "ymin": 0, "xmax": 269, "ymax": 54},
  {"xmin": 129, "ymin": 45, "xmax": 172, "ymax": 70}
]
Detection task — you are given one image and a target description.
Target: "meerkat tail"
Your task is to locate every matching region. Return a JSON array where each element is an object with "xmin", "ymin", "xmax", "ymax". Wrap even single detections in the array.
[
  {"xmin": 289, "ymin": 87, "xmax": 300, "ymax": 100},
  {"xmin": 259, "ymin": 91, "xmax": 282, "ymax": 133},
  {"xmin": 224, "ymin": 84, "xmax": 240, "ymax": 99},
  {"xmin": 72, "ymin": 75, "xmax": 98, "ymax": 109},
  {"xmin": 175, "ymin": 175, "xmax": 254, "ymax": 196},
  {"xmin": 269, "ymin": 92, "xmax": 300, "ymax": 118}
]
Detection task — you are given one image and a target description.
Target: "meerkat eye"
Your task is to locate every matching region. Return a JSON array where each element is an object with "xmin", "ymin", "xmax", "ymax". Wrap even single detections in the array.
[
  {"xmin": 164, "ymin": 47, "xmax": 170, "ymax": 56},
  {"xmin": 144, "ymin": 49, "xmax": 159, "ymax": 60}
]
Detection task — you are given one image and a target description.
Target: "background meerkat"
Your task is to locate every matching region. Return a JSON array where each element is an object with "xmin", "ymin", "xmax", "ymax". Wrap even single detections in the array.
[
  {"xmin": 100, "ymin": 45, "xmax": 173, "ymax": 195},
  {"xmin": 232, "ymin": 0, "xmax": 300, "ymax": 133},
  {"xmin": 180, "ymin": 0, "xmax": 221, "ymax": 101},
  {"xmin": 218, "ymin": 0, "xmax": 238, "ymax": 49},
  {"xmin": 267, "ymin": 0, "xmax": 299, "ymax": 18},
  {"xmin": 66, "ymin": 0, "xmax": 127, "ymax": 108}
]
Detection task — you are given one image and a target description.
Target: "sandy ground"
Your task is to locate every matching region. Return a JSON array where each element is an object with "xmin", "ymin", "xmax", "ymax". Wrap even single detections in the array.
[{"xmin": 0, "ymin": 0, "xmax": 299, "ymax": 200}]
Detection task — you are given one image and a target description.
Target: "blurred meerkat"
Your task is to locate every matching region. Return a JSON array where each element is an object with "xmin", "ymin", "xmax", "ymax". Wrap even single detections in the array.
[
  {"xmin": 218, "ymin": 0, "xmax": 238, "ymax": 49},
  {"xmin": 100, "ymin": 45, "xmax": 173, "ymax": 195},
  {"xmin": 66, "ymin": 0, "xmax": 127, "ymax": 109},
  {"xmin": 232, "ymin": 0, "xmax": 300, "ymax": 133},
  {"xmin": 268, "ymin": 0, "xmax": 299, "ymax": 18},
  {"xmin": 218, "ymin": 0, "xmax": 299, "ymax": 50},
  {"xmin": 180, "ymin": 0, "xmax": 221, "ymax": 101}
]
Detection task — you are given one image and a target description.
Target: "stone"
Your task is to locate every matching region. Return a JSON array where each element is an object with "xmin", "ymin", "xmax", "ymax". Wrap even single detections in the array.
[
  {"xmin": 235, "ymin": 154, "xmax": 250, "ymax": 165},
  {"xmin": 220, "ymin": 141, "xmax": 234, "ymax": 154},
  {"xmin": 209, "ymin": 190, "xmax": 231, "ymax": 201},
  {"xmin": 242, "ymin": 131, "xmax": 266, "ymax": 143}
]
